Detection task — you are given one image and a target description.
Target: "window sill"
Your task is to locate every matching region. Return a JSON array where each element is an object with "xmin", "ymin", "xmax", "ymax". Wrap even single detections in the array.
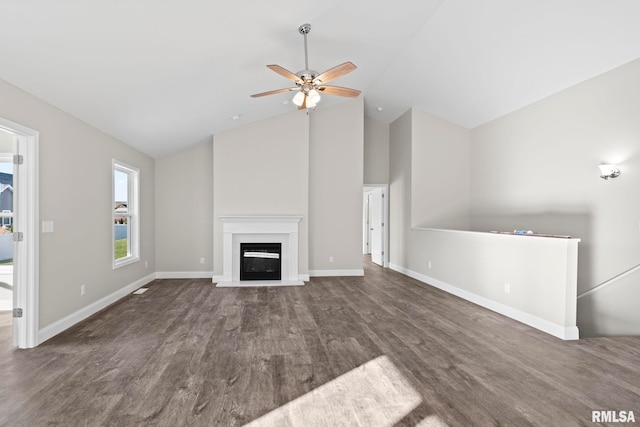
[{"xmin": 113, "ymin": 256, "xmax": 140, "ymax": 270}]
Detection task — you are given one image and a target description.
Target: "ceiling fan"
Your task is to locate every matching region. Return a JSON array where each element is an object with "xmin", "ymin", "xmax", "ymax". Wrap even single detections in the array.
[{"xmin": 251, "ymin": 23, "xmax": 361, "ymax": 109}]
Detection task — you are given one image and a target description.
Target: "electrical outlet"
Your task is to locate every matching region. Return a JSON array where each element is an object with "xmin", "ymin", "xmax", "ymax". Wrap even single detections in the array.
[
  {"xmin": 200, "ymin": 257, "xmax": 205, "ymax": 264},
  {"xmin": 504, "ymin": 283, "xmax": 511, "ymax": 294},
  {"xmin": 428, "ymin": 261, "xmax": 432, "ymax": 269},
  {"xmin": 144, "ymin": 260, "xmax": 148, "ymax": 269},
  {"xmin": 329, "ymin": 256, "xmax": 334, "ymax": 263},
  {"xmin": 81, "ymin": 284, "xmax": 86, "ymax": 296}
]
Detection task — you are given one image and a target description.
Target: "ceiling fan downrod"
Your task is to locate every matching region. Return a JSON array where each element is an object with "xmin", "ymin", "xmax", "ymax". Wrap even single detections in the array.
[{"xmin": 299, "ymin": 23, "xmax": 311, "ymax": 72}]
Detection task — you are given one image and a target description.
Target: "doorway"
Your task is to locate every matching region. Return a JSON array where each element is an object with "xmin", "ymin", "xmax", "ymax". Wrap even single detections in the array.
[
  {"xmin": 0, "ymin": 117, "xmax": 39, "ymax": 349},
  {"xmin": 0, "ymin": 133, "xmax": 13, "ymax": 316},
  {"xmin": 363, "ymin": 185, "xmax": 388, "ymax": 268}
]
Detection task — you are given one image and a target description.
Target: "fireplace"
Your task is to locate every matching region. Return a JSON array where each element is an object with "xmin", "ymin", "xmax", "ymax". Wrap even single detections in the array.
[
  {"xmin": 240, "ymin": 243, "xmax": 281, "ymax": 281},
  {"xmin": 216, "ymin": 216, "xmax": 304, "ymax": 287}
]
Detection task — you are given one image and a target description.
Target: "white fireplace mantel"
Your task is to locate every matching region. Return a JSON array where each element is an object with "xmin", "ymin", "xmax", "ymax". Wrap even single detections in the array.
[{"xmin": 216, "ymin": 216, "xmax": 304, "ymax": 287}]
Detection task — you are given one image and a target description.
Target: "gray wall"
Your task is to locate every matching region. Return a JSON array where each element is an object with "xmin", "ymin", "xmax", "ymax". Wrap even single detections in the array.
[
  {"xmin": 309, "ymin": 98, "xmax": 364, "ymax": 272},
  {"xmin": 0, "ymin": 78, "xmax": 155, "ymax": 329},
  {"xmin": 211, "ymin": 99, "xmax": 365, "ymax": 277},
  {"xmin": 470, "ymin": 58, "xmax": 640, "ymax": 336},
  {"xmin": 389, "ymin": 107, "xmax": 578, "ymax": 339},
  {"xmin": 213, "ymin": 110, "xmax": 310, "ymax": 277},
  {"xmin": 364, "ymin": 117, "xmax": 389, "ymax": 185},
  {"xmin": 411, "ymin": 109, "xmax": 471, "ymax": 229},
  {"xmin": 0, "ymin": 130, "xmax": 12, "ymax": 150},
  {"xmin": 389, "ymin": 110, "xmax": 412, "ymax": 269},
  {"xmin": 155, "ymin": 141, "xmax": 213, "ymax": 273},
  {"xmin": 387, "ymin": 59, "xmax": 640, "ymax": 337}
]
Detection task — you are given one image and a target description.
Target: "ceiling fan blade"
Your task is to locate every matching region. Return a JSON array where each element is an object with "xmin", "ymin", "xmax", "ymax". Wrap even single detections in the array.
[
  {"xmin": 267, "ymin": 64, "xmax": 301, "ymax": 83},
  {"xmin": 317, "ymin": 85, "xmax": 361, "ymax": 97},
  {"xmin": 250, "ymin": 87, "xmax": 298, "ymax": 98},
  {"xmin": 314, "ymin": 61, "xmax": 357, "ymax": 84}
]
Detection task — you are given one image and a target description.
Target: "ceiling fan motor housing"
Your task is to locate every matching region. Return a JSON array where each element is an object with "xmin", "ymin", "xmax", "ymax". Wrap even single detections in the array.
[{"xmin": 296, "ymin": 70, "xmax": 319, "ymax": 93}]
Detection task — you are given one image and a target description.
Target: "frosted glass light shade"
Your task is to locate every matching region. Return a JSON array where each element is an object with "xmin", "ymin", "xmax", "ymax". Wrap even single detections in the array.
[
  {"xmin": 308, "ymin": 89, "xmax": 321, "ymax": 104},
  {"xmin": 292, "ymin": 91, "xmax": 305, "ymax": 106}
]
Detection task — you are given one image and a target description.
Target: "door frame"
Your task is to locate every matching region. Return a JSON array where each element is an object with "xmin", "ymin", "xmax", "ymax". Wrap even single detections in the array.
[
  {"xmin": 0, "ymin": 117, "xmax": 39, "ymax": 349},
  {"xmin": 363, "ymin": 184, "xmax": 389, "ymax": 268}
]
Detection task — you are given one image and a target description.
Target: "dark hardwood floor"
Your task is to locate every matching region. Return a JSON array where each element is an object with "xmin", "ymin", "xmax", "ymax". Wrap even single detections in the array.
[{"xmin": 1, "ymin": 258, "xmax": 639, "ymax": 426}]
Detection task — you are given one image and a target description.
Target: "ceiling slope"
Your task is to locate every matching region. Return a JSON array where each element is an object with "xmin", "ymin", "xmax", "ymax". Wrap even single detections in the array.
[{"xmin": 1, "ymin": 0, "xmax": 640, "ymax": 158}]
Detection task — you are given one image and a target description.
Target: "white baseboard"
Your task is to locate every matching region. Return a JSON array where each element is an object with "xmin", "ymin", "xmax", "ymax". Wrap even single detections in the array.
[
  {"xmin": 38, "ymin": 273, "xmax": 156, "ymax": 345},
  {"xmin": 155, "ymin": 271, "xmax": 213, "ymax": 279},
  {"xmin": 309, "ymin": 269, "xmax": 365, "ymax": 277},
  {"xmin": 389, "ymin": 263, "xmax": 579, "ymax": 341}
]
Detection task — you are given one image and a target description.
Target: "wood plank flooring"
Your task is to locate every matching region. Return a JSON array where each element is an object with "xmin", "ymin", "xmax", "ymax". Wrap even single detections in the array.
[{"xmin": 1, "ymin": 258, "xmax": 639, "ymax": 426}]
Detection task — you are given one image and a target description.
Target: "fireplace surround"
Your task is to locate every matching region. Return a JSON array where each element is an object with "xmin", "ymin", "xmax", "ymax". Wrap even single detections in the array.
[{"xmin": 216, "ymin": 216, "xmax": 304, "ymax": 287}]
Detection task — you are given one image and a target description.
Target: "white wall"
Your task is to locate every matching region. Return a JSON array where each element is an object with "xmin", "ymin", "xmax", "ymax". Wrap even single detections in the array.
[
  {"xmin": 155, "ymin": 141, "xmax": 213, "ymax": 275},
  {"xmin": 213, "ymin": 110, "xmax": 310, "ymax": 277},
  {"xmin": 364, "ymin": 117, "xmax": 389, "ymax": 185},
  {"xmin": 309, "ymin": 98, "xmax": 364, "ymax": 274},
  {"xmin": 0, "ymin": 78, "xmax": 155, "ymax": 330}
]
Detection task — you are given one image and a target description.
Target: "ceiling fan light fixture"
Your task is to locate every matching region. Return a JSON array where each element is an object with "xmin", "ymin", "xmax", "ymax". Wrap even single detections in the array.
[
  {"xmin": 306, "ymin": 96, "xmax": 317, "ymax": 109},
  {"xmin": 292, "ymin": 91, "xmax": 305, "ymax": 106},
  {"xmin": 308, "ymin": 89, "xmax": 321, "ymax": 104}
]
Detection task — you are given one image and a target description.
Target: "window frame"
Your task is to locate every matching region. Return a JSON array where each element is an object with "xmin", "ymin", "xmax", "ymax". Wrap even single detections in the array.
[{"xmin": 112, "ymin": 160, "xmax": 140, "ymax": 269}]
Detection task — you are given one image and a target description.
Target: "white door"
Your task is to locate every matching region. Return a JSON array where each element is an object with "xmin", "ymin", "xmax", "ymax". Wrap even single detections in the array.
[
  {"xmin": 1, "ymin": 117, "xmax": 39, "ymax": 349},
  {"xmin": 370, "ymin": 188, "xmax": 384, "ymax": 266}
]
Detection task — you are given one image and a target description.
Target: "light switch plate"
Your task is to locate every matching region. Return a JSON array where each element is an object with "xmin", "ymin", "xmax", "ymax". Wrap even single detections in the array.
[{"xmin": 41, "ymin": 220, "xmax": 54, "ymax": 233}]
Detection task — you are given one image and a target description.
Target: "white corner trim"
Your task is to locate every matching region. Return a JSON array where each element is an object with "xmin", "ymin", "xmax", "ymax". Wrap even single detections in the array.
[
  {"xmin": 38, "ymin": 273, "xmax": 156, "ymax": 345},
  {"xmin": 389, "ymin": 263, "xmax": 579, "ymax": 341},
  {"xmin": 155, "ymin": 271, "xmax": 213, "ymax": 279},
  {"xmin": 309, "ymin": 269, "xmax": 365, "ymax": 277}
]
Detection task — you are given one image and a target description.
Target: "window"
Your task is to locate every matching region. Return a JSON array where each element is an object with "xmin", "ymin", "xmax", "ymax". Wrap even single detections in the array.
[{"xmin": 113, "ymin": 160, "xmax": 139, "ymax": 268}]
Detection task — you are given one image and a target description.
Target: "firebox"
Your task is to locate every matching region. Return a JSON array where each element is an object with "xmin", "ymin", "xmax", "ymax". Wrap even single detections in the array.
[{"xmin": 240, "ymin": 243, "xmax": 282, "ymax": 281}]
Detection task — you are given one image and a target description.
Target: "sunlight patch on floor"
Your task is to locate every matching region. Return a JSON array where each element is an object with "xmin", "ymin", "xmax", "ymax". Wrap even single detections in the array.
[
  {"xmin": 416, "ymin": 415, "xmax": 450, "ymax": 427},
  {"xmin": 245, "ymin": 355, "xmax": 445, "ymax": 427}
]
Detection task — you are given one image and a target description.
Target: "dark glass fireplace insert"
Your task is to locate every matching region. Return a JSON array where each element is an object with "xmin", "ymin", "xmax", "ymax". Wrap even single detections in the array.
[{"xmin": 240, "ymin": 243, "xmax": 282, "ymax": 281}]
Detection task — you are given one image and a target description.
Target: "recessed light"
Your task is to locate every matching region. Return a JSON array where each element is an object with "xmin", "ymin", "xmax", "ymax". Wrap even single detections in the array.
[
  {"xmin": 232, "ymin": 114, "xmax": 240, "ymax": 120},
  {"xmin": 376, "ymin": 106, "xmax": 384, "ymax": 112}
]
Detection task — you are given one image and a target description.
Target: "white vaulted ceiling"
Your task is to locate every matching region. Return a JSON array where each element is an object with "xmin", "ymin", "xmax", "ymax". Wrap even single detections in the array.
[{"xmin": 2, "ymin": 0, "xmax": 640, "ymax": 158}]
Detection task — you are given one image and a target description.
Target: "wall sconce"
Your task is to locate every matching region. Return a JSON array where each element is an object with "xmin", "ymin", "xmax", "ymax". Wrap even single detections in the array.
[{"xmin": 599, "ymin": 164, "xmax": 621, "ymax": 180}]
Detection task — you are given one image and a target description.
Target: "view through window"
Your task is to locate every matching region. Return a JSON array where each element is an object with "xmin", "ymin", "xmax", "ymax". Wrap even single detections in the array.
[{"xmin": 113, "ymin": 161, "xmax": 139, "ymax": 268}]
